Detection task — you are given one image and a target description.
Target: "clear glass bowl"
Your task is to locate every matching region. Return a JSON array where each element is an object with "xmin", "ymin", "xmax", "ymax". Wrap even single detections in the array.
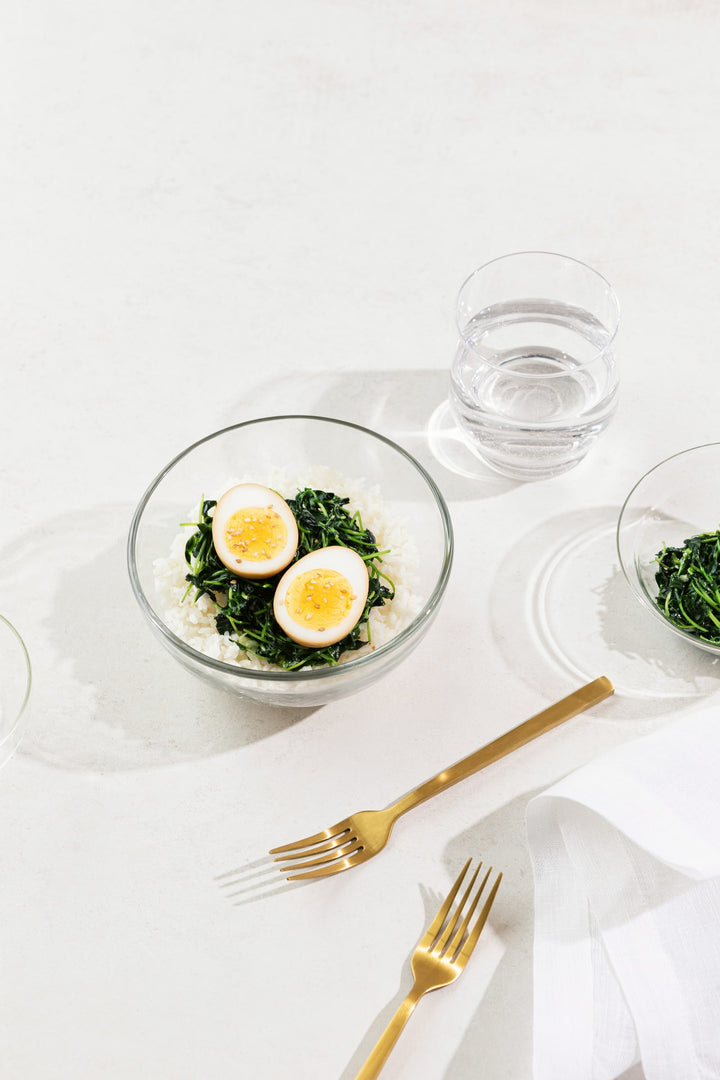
[
  {"xmin": 127, "ymin": 415, "xmax": 454, "ymax": 706},
  {"xmin": 0, "ymin": 613, "xmax": 31, "ymax": 768},
  {"xmin": 617, "ymin": 444, "xmax": 720, "ymax": 656}
]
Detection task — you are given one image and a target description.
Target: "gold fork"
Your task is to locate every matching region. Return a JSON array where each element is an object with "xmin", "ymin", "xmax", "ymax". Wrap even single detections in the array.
[
  {"xmin": 270, "ymin": 675, "xmax": 613, "ymax": 880},
  {"xmin": 353, "ymin": 858, "xmax": 501, "ymax": 1080}
]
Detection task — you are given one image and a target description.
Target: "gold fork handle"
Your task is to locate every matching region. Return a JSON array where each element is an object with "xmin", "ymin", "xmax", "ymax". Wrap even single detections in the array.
[
  {"xmin": 353, "ymin": 985, "xmax": 424, "ymax": 1080},
  {"xmin": 388, "ymin": 675, "xmax": 613, "ymax": 819}
]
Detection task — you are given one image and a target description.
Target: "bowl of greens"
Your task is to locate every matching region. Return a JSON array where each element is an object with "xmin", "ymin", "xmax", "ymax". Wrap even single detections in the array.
[
  {"xmin": 617, "ymin": 444, "xmax": 720, "ymax": 656},
  {"xmin": 128, "ymin": 415, "xmax": 454, "ymax": 706}
]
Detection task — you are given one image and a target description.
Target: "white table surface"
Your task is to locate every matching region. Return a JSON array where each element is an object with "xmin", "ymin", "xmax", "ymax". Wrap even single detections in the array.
[{"xmin": 3, "ymin": 3, "xmax": 720, "ymax": 1078}]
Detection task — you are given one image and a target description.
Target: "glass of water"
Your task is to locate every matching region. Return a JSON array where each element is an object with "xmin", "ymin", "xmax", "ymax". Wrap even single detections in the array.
[{"xmin": 449, "ymin": 251, "xmax": 620, "ymax": 481}]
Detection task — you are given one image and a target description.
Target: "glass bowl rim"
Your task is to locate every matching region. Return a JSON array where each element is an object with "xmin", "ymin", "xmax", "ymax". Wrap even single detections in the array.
[
  {"xmin": 616, "ymin": 441, "xmax": 720, "ymax": 653},
  {"xmin": 0, "ymin": 612, "xmax": 32, "ymax": 753},
  {"xmin": 127, "ymin": 413, "xmax": 455, "ymax": 683},
  {"xmin": 455, "ymin": 249, "xmax": 621, "ymax": 375}
]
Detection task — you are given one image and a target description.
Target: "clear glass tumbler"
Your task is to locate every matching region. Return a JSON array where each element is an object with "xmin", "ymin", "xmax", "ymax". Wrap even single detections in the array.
[{"xmin": 449, "ymin": 251, "xmax": 620, "ymax": 481}]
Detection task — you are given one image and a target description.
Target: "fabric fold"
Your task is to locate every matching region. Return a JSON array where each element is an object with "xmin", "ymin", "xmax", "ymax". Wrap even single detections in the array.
[{"xmin": 527, "ymin": 706, "xmax": 720, "ymax": 1080}]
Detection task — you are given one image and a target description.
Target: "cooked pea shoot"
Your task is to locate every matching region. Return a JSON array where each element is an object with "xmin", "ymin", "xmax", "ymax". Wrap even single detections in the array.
[
  {"xmin": 654, "ymin": 528, "xmax": 720, "ymax": 644},
  {"xmin": 182, "ymin": 488, "xmax": 395, "ymax": 669}
]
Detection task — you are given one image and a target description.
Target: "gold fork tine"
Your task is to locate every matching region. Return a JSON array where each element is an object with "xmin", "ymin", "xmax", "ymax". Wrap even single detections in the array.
[
  {"xmin": 353, "ymin": 858, "xmax": 501, "ymax": 1080},
  {"xmin": 456, "ymin": 871, "xmax": 503, "ymax": 964},
  {"xmin": 276, "ymin": 842, "xmax": 362, "ymax": 875},
  {"xmin": 269, "ymin": 827, "xmax": 342, "ymax": 854},
  {"xmin": 271, "ymin": 829, "xmax": 355, "ymax": 863},
  {"xmin": 283, "ymin": 851, "xmax": 366, "ymax": 881},
  {"xmin": 433, "ymin": 861, "xmax": 487, "ymax": 954},
  {"xmin": 420, "ymin": 857, "xmax": 474, "ymax": 947}
]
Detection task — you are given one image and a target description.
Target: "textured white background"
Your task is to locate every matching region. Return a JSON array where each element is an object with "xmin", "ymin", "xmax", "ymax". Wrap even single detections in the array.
[{"xmin": 2, "ymin": 3, "xmax": 720, "ymax": 1077}]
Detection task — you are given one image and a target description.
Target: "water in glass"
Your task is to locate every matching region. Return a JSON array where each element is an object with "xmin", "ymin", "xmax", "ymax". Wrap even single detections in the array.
[{"xmin": 450, "ymin": 298, "xmax": 618, "ymax": 481}]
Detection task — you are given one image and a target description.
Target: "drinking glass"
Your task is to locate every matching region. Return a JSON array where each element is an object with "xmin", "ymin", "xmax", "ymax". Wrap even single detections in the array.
[{"xmin": 449, "ymin": 251, "xmax": 620, "ymax": 481}]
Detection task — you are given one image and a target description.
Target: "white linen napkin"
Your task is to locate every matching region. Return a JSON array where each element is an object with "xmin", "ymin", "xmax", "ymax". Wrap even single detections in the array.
[{"xmin": 527, "ymin": 705, "xmax": 720, "ymax": 1080}]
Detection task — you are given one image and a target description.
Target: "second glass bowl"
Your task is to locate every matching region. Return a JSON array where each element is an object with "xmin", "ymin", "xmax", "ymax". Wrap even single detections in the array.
[{"xmin": 617, "ymin": 444, "xmax": 720, "ymax": 656}]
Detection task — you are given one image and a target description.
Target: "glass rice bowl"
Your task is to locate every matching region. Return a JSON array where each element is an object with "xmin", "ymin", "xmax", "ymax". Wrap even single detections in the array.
[
  {"xmin": 127, "ymin": 416, "xmax": 454, "ymax": 706},
  {"xmin": 0, "ymin": 613, "xmax": 31, "ymax": 769},
  {"xmin": 617, "ymin": 443, "xmax": 720, "ymax": 656}
]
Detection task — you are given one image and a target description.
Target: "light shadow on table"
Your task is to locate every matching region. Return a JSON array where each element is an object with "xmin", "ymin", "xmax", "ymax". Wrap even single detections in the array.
[
  {"xmin": 222, "ymin": 367, "xmax": 520, "ymax": 502},
  {"xmin": 215, "ymin": 853, "xmax": 308, "ymax": 904},
  {"xmin": 490, "ymin": 505, "xmax": 720, "ymax": 720},
  {"xmin": 617, "ymin": 1066, "xmax": 647, "ymax": 1079},
  {"xmin": 439, "ymin": 793, "xmax": 535, "ymax": 1080},
  {"xmin": 0, "ymin": 506, "xmax": 314, "ymax": 772}
]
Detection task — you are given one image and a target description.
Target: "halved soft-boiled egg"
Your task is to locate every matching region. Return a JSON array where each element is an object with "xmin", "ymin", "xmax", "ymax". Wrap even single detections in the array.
[
  {"xmin": 211, "ymin": 483, "xmax": 298, "ymax": 579},
  {"xmin": 273, "ymin": 546, "xmax": 370, "ymax": 648}
]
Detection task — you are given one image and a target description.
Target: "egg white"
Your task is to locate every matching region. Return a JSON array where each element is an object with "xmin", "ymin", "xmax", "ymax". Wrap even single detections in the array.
[
  {"xmin": 273, "ymin": 546, "xmax": 370, "ymax": 647},
  {"xmin": 211, "ymin": 483, "xmax": 298, "ymax": 579}
]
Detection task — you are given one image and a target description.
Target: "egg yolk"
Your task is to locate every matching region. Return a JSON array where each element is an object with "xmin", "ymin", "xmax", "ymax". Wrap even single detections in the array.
[
  {"xmin": 224, "ymin": 506, "xmax": 289, "ymax": 563},
  {"xmin": 284, "ymin": 568, "xmax": 355, "ymax": 631}
]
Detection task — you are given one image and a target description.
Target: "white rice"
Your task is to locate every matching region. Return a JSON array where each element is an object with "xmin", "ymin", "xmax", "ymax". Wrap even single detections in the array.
[{"xmin": 153, "ymin": 466, "xmax": 421, "ymax": 670}]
